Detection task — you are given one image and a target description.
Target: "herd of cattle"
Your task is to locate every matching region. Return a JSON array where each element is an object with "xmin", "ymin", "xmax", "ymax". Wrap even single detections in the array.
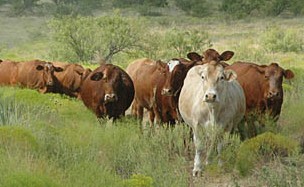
[{"xmin": 0, "ymin": 48, "xmax": 295, "ymax": 176}]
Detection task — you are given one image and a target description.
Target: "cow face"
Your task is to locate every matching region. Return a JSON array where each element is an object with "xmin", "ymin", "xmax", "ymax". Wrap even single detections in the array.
[
  {"xmin": 38, "ymin": 62, "xmax": 63, "ymax": 87},
  {"xmin": 261, "ymin": 63, "xmax": 294, "ymax": 99},
  {"xmin": 199, "ymin": 61, "xmax": 237, "ymax": 103},
  {"xmin": 90, "ymin": 65, "xmax": 120, "ymax": 103},
  {"xmin": 155, "ymin": 60, "xmax": 169, "ymax": 75},
  {"xmin": 162, "ymin": 59, "xmax": 195, "ymax": 96}
]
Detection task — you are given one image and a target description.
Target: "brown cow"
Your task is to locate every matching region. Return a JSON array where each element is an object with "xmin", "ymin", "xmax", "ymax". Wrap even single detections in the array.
[
  {"xmin": 0, "ymin": 60, "xmax": 18, "ymax": 86},
  {"xmin": 0, "ymin": 59, "xmax": 63, "ymax": 93},
  {"xmin": 80, "ymin": 63, "xmax": 134, "ymax": 120},
  {"xmin": 126, "ymin": 58, "xmax": 178, "ymax": 126},
  {"xmin": 228, "ymin": 61, "xmax": 295, "ymax": 118},
  {"xmin": 226, "ymin": 61, "xmax": 295, "ymax": 138},
  {"xmin": 52, "ymin": 62, "xmax": 92, "ymax": 98},
  {"xmin": 16, "ymin": 60, "xmax": 63, "ymax": 93}
]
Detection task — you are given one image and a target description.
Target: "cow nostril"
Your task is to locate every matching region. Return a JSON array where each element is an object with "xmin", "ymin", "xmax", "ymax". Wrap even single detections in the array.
[
  {"xmin": 205, "ymin": 93, "xmax": 216, "ymax": 102},
  {"xmin": 268, "ymin": 91, "xmax": 279, "ymax": 98},
  {"xmin": 105, "ymin": 94, "xmax": 117, "ymax": 102},
  {"xmin": 162, "ymin": 88, "xmax": 172, "ymax": 95}
]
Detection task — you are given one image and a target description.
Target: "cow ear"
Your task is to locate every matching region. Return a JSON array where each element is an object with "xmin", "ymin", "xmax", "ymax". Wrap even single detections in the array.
[
  {"xmin": 219, "ymin": 51, "xmax": 234, "ymax": 61},
  {"xmin": 224, "ymin": 69, "xmax": 237, "ymax": 82},
  {"xmin": 187, "ymin": 52, "xmax": 202, "ymax": 62},
  {"xmin": 90, "ymin": 72, "xmax": 103, "ymax": 81},
  {"xmin": 284, "ymin": 69, "xmax": 295, "ymax": 79},
  {"xmin": 36, "ymin": 65, "xmax": 44, "ymax": 71},
  {"xmin": 156, "ymin": 60, "xmax": 167, "ymax": 70},
  {"xmin": 55, "ymin": 67, "xmax": 64, "ymax": 72}
]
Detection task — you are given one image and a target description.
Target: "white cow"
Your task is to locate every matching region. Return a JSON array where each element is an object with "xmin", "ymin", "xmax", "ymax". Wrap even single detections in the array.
[{"xmin": 178, "ymin": 61, "xmax": 246, "ymax": 176}]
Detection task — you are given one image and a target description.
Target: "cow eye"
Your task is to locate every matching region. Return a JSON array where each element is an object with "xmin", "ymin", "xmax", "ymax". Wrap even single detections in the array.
[
  {"xmin": 201, "ymin": 75, "xmax": 205, "ymax": 80},
  {"xmin": 220, "ymin": 76, "xmax": 225, "ymax": 80},
  {"xmin": 264, "ymin": 75, "xmax": 269, "ymax": 79}
]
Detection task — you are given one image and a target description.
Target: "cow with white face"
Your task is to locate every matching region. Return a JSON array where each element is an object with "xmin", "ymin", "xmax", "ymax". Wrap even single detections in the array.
[{"xmin": 178, "ymin": 61, "xmax": 246, "ymax": 176}]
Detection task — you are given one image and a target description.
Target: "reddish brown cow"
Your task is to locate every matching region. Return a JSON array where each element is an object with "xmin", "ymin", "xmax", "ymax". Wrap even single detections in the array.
[
  {"xmin": 126, "ymin": 58, "xmax": 178, "ymax": 126},
  {"xmin": 16, "ymin": 60, "xmax": 63, "ymax": 93},
  {"xmin": 0, "ymin": 60, "xmax": 18, "ymax": 85},
  {"xmin": 80, "ymin": 63, "xmax": 134, "ymax": 120},
  {"xmin": 0, "ymin": 59, "xmax": 63, "ymax": 93},
  {"xmin": 52, "ymin": 62, "xmax": 92, "ymax": 98},
  {"xmin": 227, "ymin": 61, "xmax": 294, "ymax": 119}
]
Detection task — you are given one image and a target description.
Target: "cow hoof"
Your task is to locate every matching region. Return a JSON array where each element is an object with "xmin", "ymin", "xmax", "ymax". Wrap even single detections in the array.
[{"xmin": 192, "ymin": 169, "xmax": 202, "ymax": 177}]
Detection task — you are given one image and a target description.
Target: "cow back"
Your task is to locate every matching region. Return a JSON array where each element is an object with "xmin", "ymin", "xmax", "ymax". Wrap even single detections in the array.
[
  {"xmin": 0, "ymin": 60, "xmax": 18, "ymax": 85},
  {"xmin": 52, "ymin": 62, "xmax": 92, "ymax": 98}
]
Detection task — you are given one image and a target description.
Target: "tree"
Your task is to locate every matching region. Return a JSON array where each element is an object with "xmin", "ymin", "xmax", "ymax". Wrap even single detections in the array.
[{"xmin": 48, "ymin": 13, "xmax": 143, "ymax": 63}]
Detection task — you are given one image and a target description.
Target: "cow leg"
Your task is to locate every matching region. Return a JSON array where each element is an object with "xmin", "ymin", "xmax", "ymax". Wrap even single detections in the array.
[
  {"xmin": 192, "ymin": 131, "xmax": 203, "ymax": 177},
  {"xmin": 148, "ymin": 110, "xmax": 155, "ymax": 128},
  {"xmin": 216, "ymin": 141, "xmax": 223, "ymax": 167}
]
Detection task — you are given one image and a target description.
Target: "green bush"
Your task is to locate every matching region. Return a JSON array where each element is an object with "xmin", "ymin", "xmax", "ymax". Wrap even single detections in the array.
[
  {"xmin": 0, "ymin": 95, "xmax": 51, "ymax": 126},
  {"xmin": 8, "ymin": 0, "xmax": 39, "ymax": 16},
  {"xmin": 0, "ymin": 126, "xmax": 39, "ymax": 153},
  {"xmin": 112, "ymin": 0, "xmax": 167, "ymax": 8},
  {"xmin": 163, "ymin": 28, "xmax": 212, "ymax": 58},
  {"xmin": 1, "ymin": 171, "xmax": 59, "ymax": 187},
  {"xmin": 220, "ymin": 0, "xmax": 302, "ymax": 18},
  {"xmin": 219, "ymin": 133, "xmax": 242, "ymax": 172},
  {"xmin": 174, "ymin": 0, "xmax": 211, "ymax": 17},
  {"xmin": 48, "ymin": 13, "xmax": 144, "ymax": 63},
  {"xmin": 123, "ymin": 174, "xmax": 154, "ymax": 187},
  {"xmin": 261, "ymin": 25, "xmax": 304, "ymax": 53},
  {"xmin": 236, "ymin": 132, "xmax": 300, "ymax": 176}
]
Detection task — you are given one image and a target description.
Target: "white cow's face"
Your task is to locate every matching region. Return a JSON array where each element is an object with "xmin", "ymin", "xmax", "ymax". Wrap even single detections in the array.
[{"xmin": 198, "ymin": 61, "xmax": 237, "ymax": 103}]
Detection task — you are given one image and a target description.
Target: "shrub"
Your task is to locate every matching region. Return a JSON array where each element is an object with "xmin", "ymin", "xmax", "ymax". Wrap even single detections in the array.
[
  {"xmin": 123, "ymin": 174, "xmax": 154, "ymax": 187},
  {"xmin": 2, "ymin": 171, "xmax": 59, "ymax": 187},
  {"xmin": 255, "ymin": 156, "xmax": 304, "ymax": 187},
  {"xmin": 220, "ymin": 0, "xmax": 259, "ymax": 19},
  {"xmin": 236, "ymin": 132, "xmax": 300, "ymax": 176},
  {"xmin": 219, "ymin": 133, "xmax": 242, "ymax": 172},
  {"xmin": 174, "ymin": 0, "xmax": 211, "ymax": 17},
  {"xmin": 0, "ymin": 95, "xmax": 50, "ymax": 126},
  {"xmin": 48, "ymin": 13, "xmax": 144, "ymax": 63},
  {"xmin": 112, "ymin": 0, "xmax": 167, "ymax": 8},
  {"xmin": 261, "ymin": 25, "xmax": 304, "ymax": 53},
  {"xmin": 0, "ymin": 126, "xmax": 39, "ymax": 153},
  {"xmin": 220, "ymin": 0, "xmax": 300, "ymax": 18},
  {"xmin": 163, "ymin": 28, "xmax": 212, "ymax": 58},
  {"xmin": 8, "ymin": 0, "xmax": 39, "ymax": 16}
]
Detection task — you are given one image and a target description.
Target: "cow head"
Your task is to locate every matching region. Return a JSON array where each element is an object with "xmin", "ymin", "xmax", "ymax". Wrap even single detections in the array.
[
  {"xmin": 162, "ymin": 59, "xmax": 196, "ymax": 96},
  {"xmin": 187, "ymin": 49, "xmax": 234, "ymax": 67},
  {"xmin": 37, "ymin": 62, "xmax": 63, "ymax": 93},
  {"xmin": 90, "ymin": 65, "xmax": 120, "ymax": 104},
  {"xmin": 199, "ymin": 61, "xmax": 237, "ymax": 103},
  {"xmin": 155, "ymin": 60, "xmax": 169, "ymax": 75},
  {"xmin": 258, "ymin": 63, "xmax": 294, "ymax": 100},
  {"xmin": 73, "ymin": 65, "xmax": 92, "ymax": 89}
]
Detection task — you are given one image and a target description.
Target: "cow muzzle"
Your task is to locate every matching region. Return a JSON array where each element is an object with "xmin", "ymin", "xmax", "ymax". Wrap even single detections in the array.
[
  {"xmin": 104, "ymin": 93, "xmax": 118, "ymax": 103},
  {"xmin": 267, "ymin": 91, "xmax": 280, "ymax": 99},
  {"xmin": 161, "ymin": 88, "xmax": 173, "ymax": 96},
  {"xmin": 46, "ymin": 81, "xmax": 54, "ymax": 86},
  {"xmin": 204, "ymin": 93, "xmax": 217, "ymax": 103}
]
